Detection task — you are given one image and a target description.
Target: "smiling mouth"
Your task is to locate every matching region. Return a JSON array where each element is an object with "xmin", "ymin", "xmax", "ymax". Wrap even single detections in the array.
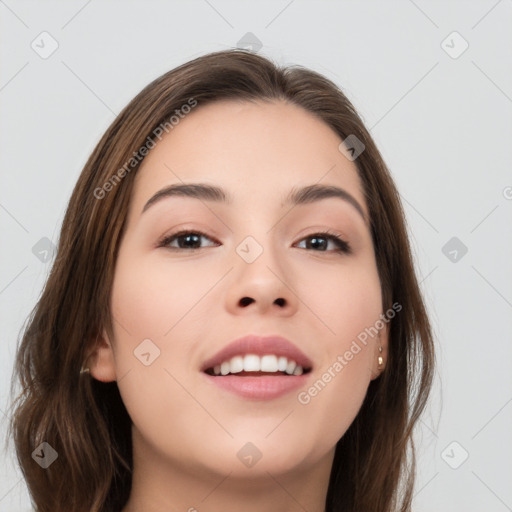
[{"xmin": 203, "ymin": 352, "xmax": 313, "ymax": 400}]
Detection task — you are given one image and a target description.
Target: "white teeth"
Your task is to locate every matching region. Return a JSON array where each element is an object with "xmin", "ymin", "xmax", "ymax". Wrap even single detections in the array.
[
  {"xmin": 260, "ymin": 355, "xmax": 278, "ymax": 372},
  {"xmin": 220, "ymin": 361, "xmax": 230, "ymax": 376},
  {"xmin": 243, "ymin": 354, "xmax": 261, "ymax": 371},
  {"xmin": 285, "ymin": 359, "xmax": 297, "ymax": 375},
  {"xmin": 277, "ymin": 356, "xmax": 288, "ymax": 372},
  {"xmin": 210, "ymin": 354, "xmax": 306, "ymax": 376},
  {"xmin": 230, "ymin": 355, "xmax": 244, "ymax": 374}
]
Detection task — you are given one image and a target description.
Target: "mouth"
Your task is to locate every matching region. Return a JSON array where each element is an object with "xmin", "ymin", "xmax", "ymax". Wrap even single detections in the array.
[{"xmin": 201, "ymin": 335, "xmax": 313, "ymax": 400}]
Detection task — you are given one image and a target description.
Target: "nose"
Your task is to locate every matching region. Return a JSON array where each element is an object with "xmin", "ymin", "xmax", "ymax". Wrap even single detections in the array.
[{"xmin": 224, "ymin": 241, "xmax": 298, "ymax": 317}]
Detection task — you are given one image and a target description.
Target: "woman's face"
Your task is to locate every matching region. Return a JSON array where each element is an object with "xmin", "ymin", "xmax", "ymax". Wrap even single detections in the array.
[{"xmin": 92, "ymin": 99, "xmax": 387, "ymax": 479}]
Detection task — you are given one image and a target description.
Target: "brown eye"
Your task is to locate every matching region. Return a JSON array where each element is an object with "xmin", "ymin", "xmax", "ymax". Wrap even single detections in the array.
[
  {"xmin": 159, "ymin": 230, "xmax": 219, "ymax": 250},
  {"xmin": 295, "ymin": 231, "xmax": 351, "ymax": 254}
]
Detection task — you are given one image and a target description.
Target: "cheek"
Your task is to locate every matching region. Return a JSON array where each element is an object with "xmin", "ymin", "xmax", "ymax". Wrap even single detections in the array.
[
  {"xmin": 107, "ymin": 251, "xmax": 207, "ymax": 404},
  {"xmin": 108, "ymin": 252, "xmax": 216, "ymax": 462},
  {"xmin": 110, "ymin": 252, "xmax": 216, "ymax": 342},
  {"xmin": 289, "ymin": 256, "xmax": 382, "ymax": 442},
  {"xmin": 293, "ymin": 253, "xmax": 383, "ymax": 348}
]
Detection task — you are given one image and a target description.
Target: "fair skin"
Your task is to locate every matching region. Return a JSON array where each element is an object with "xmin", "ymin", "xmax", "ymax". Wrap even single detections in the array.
[{"xmin": 88, "ymin": 99, "xmax": 388, "ymax": 512}]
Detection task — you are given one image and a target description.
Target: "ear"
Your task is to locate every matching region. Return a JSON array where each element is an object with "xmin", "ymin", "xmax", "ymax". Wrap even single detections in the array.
[
  {"xmin": 369, "ymin": 324, "xmax": 388, "ymax": 381},
  {"xmin": 86, "ymin": 329, "xmax": 117, "ymax": 382}
]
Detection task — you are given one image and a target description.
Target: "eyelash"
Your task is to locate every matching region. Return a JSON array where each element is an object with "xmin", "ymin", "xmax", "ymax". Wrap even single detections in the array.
[{"xmin": 157, "ymin": 229, "xmax": 351, "ymax": 254}]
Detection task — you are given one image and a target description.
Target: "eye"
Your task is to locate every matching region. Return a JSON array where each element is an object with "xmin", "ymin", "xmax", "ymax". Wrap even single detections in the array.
[
  {"xmin": 158, "ymin": 230, "xmax": 219, "ymax": 250},
  {"xmin": 294, "ymin": 230, "xmax": 351, "ymax": 254},
  {"xmin": 157, "ymin": 229, "xmax": 351, "ymax": 254}
]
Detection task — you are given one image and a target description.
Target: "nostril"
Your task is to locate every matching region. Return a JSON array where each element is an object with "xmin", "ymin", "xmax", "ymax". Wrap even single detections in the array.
[{"xmin": 239, "ymin": 297, "xmax": 254, "ymax": 306}]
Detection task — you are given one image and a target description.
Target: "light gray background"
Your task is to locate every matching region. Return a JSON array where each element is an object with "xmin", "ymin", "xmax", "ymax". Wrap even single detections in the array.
[{"xmin": 1, "ymin": 1, "xmax": 511, "ymax": 510}]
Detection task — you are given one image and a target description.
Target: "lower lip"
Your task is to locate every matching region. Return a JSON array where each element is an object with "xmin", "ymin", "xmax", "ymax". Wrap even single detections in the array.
[{"xmin": 203, "ymin": 373, "xmax": 310, "ymax": 400}]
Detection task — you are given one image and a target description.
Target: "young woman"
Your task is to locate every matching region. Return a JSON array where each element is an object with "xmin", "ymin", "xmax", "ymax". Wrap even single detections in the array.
[{"xmin": 9, "ymin": 48, "xmax": 434, "ymax": 512}]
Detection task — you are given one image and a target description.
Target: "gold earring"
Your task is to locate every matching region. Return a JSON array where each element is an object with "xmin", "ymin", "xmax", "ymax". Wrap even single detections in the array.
[
  {"xmin": 80, "ymin": 365, "xmax": 90, "ymax": 375},
  {"xmin": 377, "ymin": 346, "xmax": 384, "ymax": 369}
]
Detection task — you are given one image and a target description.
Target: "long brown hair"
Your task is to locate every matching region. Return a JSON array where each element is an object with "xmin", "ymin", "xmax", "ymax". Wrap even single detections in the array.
[{"xmin": 8, "ymin": 48, "xmax": 434, "ymax": 512}]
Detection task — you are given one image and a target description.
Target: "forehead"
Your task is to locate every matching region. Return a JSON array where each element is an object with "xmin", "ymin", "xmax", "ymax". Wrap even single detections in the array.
[{"xmin": 130, "ymin": 99, "xmax": 367, "ymax": 217}]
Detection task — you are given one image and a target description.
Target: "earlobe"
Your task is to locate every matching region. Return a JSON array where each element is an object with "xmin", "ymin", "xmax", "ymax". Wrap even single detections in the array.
[{"xmin": 85, "ymin": 330, "xmax": 117, "ymax": 382}]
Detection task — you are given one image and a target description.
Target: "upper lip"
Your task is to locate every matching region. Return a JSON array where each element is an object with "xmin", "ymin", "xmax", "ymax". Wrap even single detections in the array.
[{"xmin": 201, "ymin": 334, "xmax": 314, "ymax": 372}]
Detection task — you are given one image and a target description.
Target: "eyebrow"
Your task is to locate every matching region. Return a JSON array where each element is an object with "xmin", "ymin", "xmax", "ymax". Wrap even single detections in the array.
[{"xmin": 142, "ymin": 182, "xmax": 367, "ymax": 223}]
